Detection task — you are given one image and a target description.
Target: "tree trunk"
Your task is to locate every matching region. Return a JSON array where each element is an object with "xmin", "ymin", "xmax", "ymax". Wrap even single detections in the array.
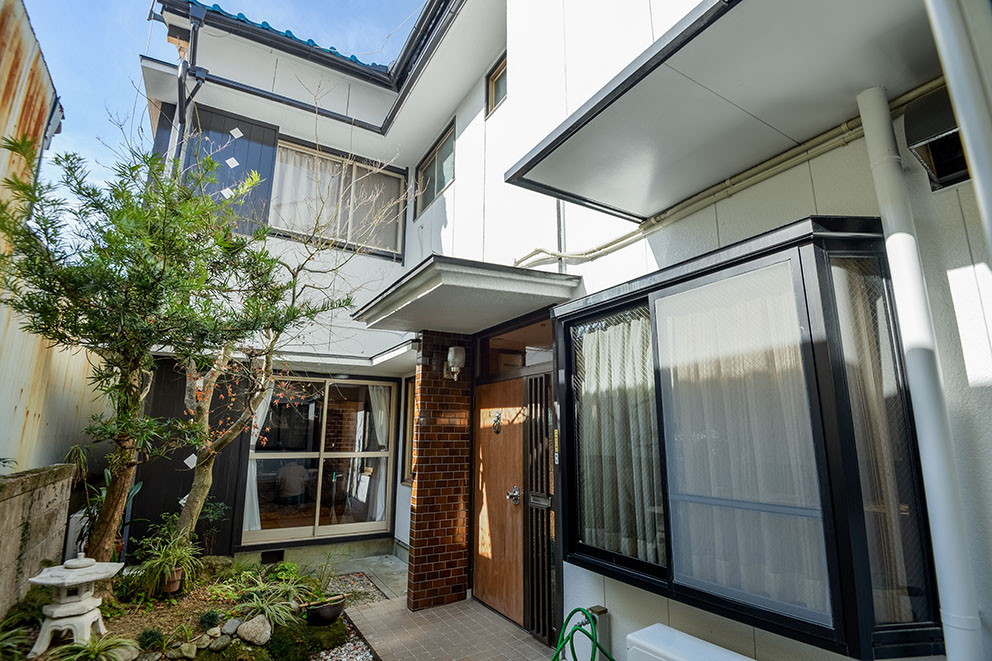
[
  {"xmin": 176, "ymin": 450, "xmax": 216, "ymax": 539},
  {"xmin": 87, "ymin": 450, "xmax": 136, "ymax": 562}
]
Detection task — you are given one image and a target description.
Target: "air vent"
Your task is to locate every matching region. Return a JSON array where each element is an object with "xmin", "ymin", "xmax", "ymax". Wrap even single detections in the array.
[{"xmin": 904, "ymin": 87, "xmax": 970, "ymax": 191}]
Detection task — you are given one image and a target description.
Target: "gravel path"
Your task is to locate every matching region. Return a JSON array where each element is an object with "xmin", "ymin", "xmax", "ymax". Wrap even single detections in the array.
[
  {"xmin": 312, "ymin": 615, "xmax": 378, "ymax": 661},
  {"xmin": 326, "ymin": 572, "xmax": 389, "ymax": 608}
]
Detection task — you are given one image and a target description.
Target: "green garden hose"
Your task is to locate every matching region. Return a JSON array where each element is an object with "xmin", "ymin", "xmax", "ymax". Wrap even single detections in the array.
[{"xmin": 551, "ymin": 607, "xmax": 618, "ymax": 661}]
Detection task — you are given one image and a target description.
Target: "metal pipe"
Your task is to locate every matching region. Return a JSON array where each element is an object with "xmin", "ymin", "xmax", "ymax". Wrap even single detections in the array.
[
  {"xmin": 514, "ymin": 77, "xmax": 946, "ymax": 268},
  {"xmin": 857, "ymin": 85, "xmax": 982, "ymax": 661},
  {"xmin": 922, "ymin": 0, "xmax": 992, "ymax": 271}
]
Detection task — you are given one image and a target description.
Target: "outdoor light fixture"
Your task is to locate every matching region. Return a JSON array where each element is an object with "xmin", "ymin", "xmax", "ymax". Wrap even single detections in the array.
[{"xmin": 446, "ymin": 346, "xmax": 466, "ymax": 380}]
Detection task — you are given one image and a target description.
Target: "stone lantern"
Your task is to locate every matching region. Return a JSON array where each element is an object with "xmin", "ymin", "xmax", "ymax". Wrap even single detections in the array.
[{"xmin": 27, "ymin": 553, "xmax": 123, "ymax": 658}]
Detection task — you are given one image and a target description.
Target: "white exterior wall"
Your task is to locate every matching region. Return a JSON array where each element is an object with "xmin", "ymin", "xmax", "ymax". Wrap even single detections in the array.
[{"xmin": 493, "ymin": 1, "xmax": 992, "ymax": 659}]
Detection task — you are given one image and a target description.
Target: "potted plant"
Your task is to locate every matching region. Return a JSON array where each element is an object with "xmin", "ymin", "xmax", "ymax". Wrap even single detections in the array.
[{"xmin": 135, "ymin": 515, "xmax": 202, "ymax": 596}]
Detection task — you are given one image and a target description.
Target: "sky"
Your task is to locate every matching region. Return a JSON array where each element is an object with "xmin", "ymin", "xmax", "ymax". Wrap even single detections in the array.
[{"xmin": 23, "ymin": 0, "xmax": 425, "ymax": 183}]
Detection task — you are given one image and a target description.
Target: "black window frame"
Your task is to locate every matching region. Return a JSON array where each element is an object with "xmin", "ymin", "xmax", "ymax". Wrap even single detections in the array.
[
  {"xmin": 552, "ymin": 216, "xmax": 942, "ymax": 660},
  {"xmin": 415, "ymin": 122, "xmax": 455, "ymax": 218}
]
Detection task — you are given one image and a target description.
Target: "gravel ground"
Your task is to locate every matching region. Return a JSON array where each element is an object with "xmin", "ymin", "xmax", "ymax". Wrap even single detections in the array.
[
  {"xmin": 312, "ymin": 615, "xmax": 378, "ymax": 661},
  {"xmin": 326, "ymin": 572, "xmax": 389, "ymax": 608}
]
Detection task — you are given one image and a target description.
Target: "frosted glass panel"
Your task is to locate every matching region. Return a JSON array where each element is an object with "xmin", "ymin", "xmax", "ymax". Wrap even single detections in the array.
[{"xmin": 655, "ymin": 260, "xmax": 832, "ymax": 625}]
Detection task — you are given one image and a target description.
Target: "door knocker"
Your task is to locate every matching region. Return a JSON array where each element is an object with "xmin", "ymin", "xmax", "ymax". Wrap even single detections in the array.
[{"xmin": 492, "ymin": 410, "xmax": 502, "ymax": 434}]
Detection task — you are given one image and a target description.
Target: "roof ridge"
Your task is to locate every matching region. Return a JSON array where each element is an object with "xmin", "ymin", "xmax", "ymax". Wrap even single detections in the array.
[{"xmin": 188, "ymin": 0, "xmax": 391, "ymax": 73}]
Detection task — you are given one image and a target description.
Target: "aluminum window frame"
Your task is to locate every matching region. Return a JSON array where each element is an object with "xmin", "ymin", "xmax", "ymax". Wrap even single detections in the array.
[
  {"xmin": 241, "ymin": 376, "xmax": 397, "ymax": 545},
  {"xmin": 415, "ymin": 122, "xmax": 455, "ymax": 218},
  {"xmin": 268, "ymin": 140, "xmax": 407, "ymax": 255},
  {"xmin": 552, "ymin": 217, "xmax": 942, "ymax": 660}
]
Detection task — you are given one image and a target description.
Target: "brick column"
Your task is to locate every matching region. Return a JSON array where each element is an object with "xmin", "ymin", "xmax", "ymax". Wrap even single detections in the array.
[{"xmin": 407, "ymin": 331, "xmax": 473, "ymax": 610}]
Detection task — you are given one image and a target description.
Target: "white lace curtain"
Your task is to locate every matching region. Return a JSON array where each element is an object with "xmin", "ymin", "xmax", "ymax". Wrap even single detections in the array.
[
  {"xmin": 655, "ymin": 261, "xmax": 832, "ymax": 625},
  {"xmin": 365, "ymin": 385, "xmax": 391, "ymax": 521},
  {"xmin": 269, "ymin": 145, "xmax": 346, "ymax": 238},
  {"xmin": 243, "ymin": 381, "xmax": 275, "ymax": 532}
]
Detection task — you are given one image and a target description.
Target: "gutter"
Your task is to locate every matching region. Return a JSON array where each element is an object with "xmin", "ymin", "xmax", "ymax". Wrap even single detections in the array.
[{"xmin": 147, "ymin": 0, "xmax": 464, "ymax": 137}]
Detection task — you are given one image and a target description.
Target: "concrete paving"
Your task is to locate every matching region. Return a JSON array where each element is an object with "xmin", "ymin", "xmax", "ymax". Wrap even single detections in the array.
[{"xmin": 335, "ymin": 553, "xmax": 409, "ymax": 599}]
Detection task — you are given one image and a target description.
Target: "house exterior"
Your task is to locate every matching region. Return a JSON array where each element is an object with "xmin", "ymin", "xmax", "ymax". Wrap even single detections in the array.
[{"xmin": 136, "ymin": 1, "xmax": 992, "ymax": 659}]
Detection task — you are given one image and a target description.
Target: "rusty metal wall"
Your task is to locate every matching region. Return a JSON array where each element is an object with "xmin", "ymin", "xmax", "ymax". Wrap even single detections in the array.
[{"xmin": 0, "ymin": 0, "xmax": 108, "ymax": 472}]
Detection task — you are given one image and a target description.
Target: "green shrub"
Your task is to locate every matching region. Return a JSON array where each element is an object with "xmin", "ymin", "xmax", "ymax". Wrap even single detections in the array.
[
  {"xmin": 3, "ymin": 584, "xmax": 51, "ymax": 627},
  {"xmin": 199, "ymin": 610, "xmax": 222, "ymax": 630},
  {"xmin": 0, "ymin": 619, "xmax": 32, "ymax": 661},
  {"xmin": 137, "ymin": 629, "xmax": 165, "ymax": 651},
  {"xmin": 266, "ymin": 561, "xmax": 298, "ymax": 581},
  {"xmin": 265, "ymin": 623, "xmax": 309, "ymax": 661},
  {"xmin": 233, "ymin": 592, "xmax": 298, "ymax": 628},
  {"xmin": 47, "ymin": 634, "xmax": 137, "ymax": 661}
]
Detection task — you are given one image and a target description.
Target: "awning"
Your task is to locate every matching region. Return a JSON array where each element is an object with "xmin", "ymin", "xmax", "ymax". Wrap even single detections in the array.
[
  {"xmin": 351, "ymin": 255, "xmax": 582, "ymax": 334},
  {"xmin": 505, "ymin": 0, "xmax": 943, "ymax": 222}
]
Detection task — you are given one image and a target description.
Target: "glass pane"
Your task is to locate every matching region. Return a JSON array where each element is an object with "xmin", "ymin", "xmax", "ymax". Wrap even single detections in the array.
[
  {"xmin": 319, "ymin": 456, "xmax": 389, "ymax": 525},
  {"xmin": 436, "ymin": 132, "xmax": 454, "ymax": 190},
  {"xmin": 256, "ymin": 380, "xmax": 324, "ymax": 453},
  {"xmin": 483, "ymin": 318, "xmax": 553, "ymax": 376},
  {"xmin": 324, "ymin": 384, "xmax": 392, "ymax": 453},
  {"xmin": 831, "ymin": 256, "xmax": 932, "ymax": 624},
  {"xmin": 655, "ymin": 260, "xmax": 832, "ymax": 626},
  {"xmin": 252, "ymin": 457, "xmax": 318, "ymax": 530},
  {"xmin": 571, "ymin": 305, "xmax": 666, "ymax": 566},
  {"xmin": 350, "ymin": 166, "xmax": 402, "ymax": 251},
  {"xmin": 419, "ymin": 156, "xmax": 436, "ymax": 211},
  {"xmin": 491, "ymin": 67, "xmax": 507, "ymax": 109},
  {"xmin": 269, "ymin": 146, "xmax": 345, "ymax": 240}
]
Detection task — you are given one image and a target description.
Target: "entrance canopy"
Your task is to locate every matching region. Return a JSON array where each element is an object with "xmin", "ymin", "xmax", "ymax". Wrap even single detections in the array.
[
  {"xmin": 505, "ymin": 0, "xmax": 943, "ymax": 222},
  {"xmin": 351, "ymin": 255, "xmax": 581, "ymax": 334}
]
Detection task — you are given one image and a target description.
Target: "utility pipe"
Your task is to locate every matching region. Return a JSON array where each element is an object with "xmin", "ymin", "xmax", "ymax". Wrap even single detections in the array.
[
  {"xmin": 857, "ymin": 86, "xmax": 982, "ymax": 661},
  {"xmin": 514, "ymin": 77, "xmax": 946, "ymax": 269},
  {"xmin": 923, "ymin": 0, "xmax": 992, "ymax": 259}
]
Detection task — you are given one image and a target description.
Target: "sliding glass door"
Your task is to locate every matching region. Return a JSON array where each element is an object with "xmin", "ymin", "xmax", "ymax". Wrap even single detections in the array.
[{"xmin": 242, "ymin": 378, "xmax": 395, "ymax": 544}]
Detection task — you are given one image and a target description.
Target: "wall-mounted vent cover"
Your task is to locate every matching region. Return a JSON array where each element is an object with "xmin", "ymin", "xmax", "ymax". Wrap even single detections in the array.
[{"xmin": 904, "ymin": 87, "xmax": 970, "ymax": 191}]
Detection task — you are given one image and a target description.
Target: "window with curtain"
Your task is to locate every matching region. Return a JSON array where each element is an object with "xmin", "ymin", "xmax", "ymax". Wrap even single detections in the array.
[
  {"xmin": 571, "ymin": 305, "xmax": 666, "ymax": 567},
  {"xmin": 416, "ymin": 125, "xmax": 454, "ymax": 215},
  {"xmin": 654, "ymin": 261, "xmax": 831, "ymax": 625},
  {"xmin": 557, "ymin": 217, "xmax": 939, "ymax": 658},
  {"xmin": 830, "ymin": 256, "xmax": 932, "ymax": 624},
  {"xmin": 269, "ymin": 143, "xmax": 404, "ymax": 253},
  {"xmin": 242, "ymin": 378, "xmax": 395, "ymax": 544}
]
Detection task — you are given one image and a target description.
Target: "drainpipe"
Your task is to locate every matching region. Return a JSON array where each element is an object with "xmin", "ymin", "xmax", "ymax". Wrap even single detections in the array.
[
  {"xmin": 922, "ymin": 0, "xmax": 992, "ymax": 257},
  {"xmin": 856, "ymin": 86, "xmax": 983, "ymax": 661},
  {"xmin": 173, "ymin": 4, "xmax": 208, "ymax": 163}
]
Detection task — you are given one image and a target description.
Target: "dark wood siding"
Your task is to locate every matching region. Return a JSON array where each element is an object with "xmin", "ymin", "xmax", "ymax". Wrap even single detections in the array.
[
  {"xmin": 152, "ymin": 103, "xmax": 176, "ymax": 158},
  {"xmin": 128, "ymin": 360, "xmax": 248, "ymax": 558},
  {"xmin": 185, "ymin": 105, "xmax": 278, "ymax": 234}
]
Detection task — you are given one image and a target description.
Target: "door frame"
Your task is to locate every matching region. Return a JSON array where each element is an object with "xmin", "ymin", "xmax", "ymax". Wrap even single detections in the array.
[{"xmin": 472, "ymin": 308, "xmax": 563, "ymax": 646}]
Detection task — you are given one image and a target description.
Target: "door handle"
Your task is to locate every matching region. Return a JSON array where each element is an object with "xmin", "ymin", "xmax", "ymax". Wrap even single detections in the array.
[{"xmin": 506, "ymin": 485, "xmax": 520, "ymax": 505}]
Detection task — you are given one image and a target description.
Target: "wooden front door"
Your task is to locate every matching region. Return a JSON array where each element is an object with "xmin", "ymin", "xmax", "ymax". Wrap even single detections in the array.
[{"xmin": 474, "ymin": 378, "xmax": 525, "ymax": 625}]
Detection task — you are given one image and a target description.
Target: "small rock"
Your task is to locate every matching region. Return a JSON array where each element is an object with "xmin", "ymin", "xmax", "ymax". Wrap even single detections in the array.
[
  {"xmin": 206, "ymin": 626, "xmax": 221, "ymax": 638},
  {"xmin": 137, "ymin": 654, "xmax": 162, "ymax": 661},
  {"xmin": 209, "ymin": 635, "xmax": 232, "ymax": 652},
  {"xmin": 112, "ymin": 646, "xmax": 141, "ymax": 661},
  {"xmin": 179, "ymin": 642, "xmax": 197, "ymax": 659},
  {"xmin": 221, "ymin": 618, "xmax": 242, "ymax": 636},
  {"xmin": 236, "ymin": 614, "xmax": 272, "ymax": 645},
  {"xmin": 196, "ymin": 635, "xmax": 211, "ymax": 649},
  {"xmin": 164, "ymin": 651, "xmax": 182, "ymax": 660}
]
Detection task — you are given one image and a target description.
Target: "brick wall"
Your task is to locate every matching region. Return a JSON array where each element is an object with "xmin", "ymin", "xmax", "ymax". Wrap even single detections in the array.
[{"xmin": 407, "ymin": 331, "xmax": 473, "ymax": 610}]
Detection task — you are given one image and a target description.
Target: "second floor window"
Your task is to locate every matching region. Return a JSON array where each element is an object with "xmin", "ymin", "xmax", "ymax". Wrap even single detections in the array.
[
  {"xmin": 416, "ymin": 125, "xmax": 454, "ymax": 216},
  {"xmin": 269, "ymin": 142, "xmax": 405, "ymax": 253},
  {"xmin": 487, "ymin": 56, "xmax": 507, "ymax": 115}
]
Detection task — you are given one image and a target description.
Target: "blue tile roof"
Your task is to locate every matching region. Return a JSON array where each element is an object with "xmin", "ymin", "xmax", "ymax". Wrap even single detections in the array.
[{"xmin": 189, "ymin": 0, "xmax": 390, "ymax": 73}]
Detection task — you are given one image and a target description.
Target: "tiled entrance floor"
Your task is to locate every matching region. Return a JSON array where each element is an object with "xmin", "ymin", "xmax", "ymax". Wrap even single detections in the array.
[{"xmin": 348, "ymin": 595, "xmax": 554, "ymax": 660}]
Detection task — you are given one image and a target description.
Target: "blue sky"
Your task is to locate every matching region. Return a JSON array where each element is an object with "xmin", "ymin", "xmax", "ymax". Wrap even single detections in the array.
[{"xmin": 23, "ymin": 0, "xmax": 424, "ymax": 182}]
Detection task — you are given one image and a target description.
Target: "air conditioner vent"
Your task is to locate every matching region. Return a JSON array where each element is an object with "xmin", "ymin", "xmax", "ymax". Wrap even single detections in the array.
[{"xmin": 904, "ymin": 87, "xmax": 970, "ymax": 191}]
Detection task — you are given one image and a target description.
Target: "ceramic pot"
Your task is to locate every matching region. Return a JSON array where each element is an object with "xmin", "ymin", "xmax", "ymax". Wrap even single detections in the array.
[
  {"xmin": 306, "ymin": 600, "xmax": 344, "ymax": 626},
  {"xmin": 162, "ymin": 567, "xmax": 183, "ymax": 593}
]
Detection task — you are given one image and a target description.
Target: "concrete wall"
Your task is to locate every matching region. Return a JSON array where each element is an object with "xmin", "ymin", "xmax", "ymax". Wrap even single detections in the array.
[{"xmin": 0, "ymin": 464, "xmax": 74, "ymax": 616}]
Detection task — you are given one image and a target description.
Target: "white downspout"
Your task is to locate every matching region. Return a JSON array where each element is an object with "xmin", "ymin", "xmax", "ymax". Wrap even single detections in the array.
[
  {"xmin": 922, "ymin": 0, "xmax": 992, "ymax": 257},
  {"xmin": 856, "ymin": 87, "xmax": 983, "ymax": 661}
]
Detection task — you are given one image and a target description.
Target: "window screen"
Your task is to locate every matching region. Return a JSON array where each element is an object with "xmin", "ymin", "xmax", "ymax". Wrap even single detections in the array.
[
  {"xmin": 654, "ymin": 261, "xmax": 833, "ymax": 626},
  {"xmin": 571, "ymin": 305, "xmax": 666, "ymax": 566}
]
